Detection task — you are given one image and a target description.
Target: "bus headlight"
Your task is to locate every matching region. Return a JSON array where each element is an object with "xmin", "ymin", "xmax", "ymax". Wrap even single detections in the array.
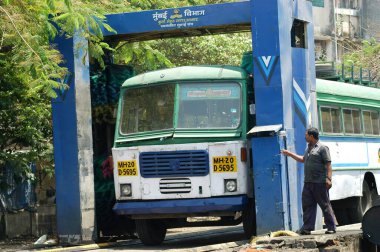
[
  {"xmin": 120, "ymin": 184, "xmax": 132, "ymax": 197},
  {"xmin": 224, "ymin": 179, "xmax": 237, "ymax": 192}
]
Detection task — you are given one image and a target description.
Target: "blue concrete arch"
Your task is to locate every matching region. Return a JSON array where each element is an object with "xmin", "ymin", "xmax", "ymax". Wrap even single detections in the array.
[{"xmin": 52, "ymin": 0, "xmax": 316, "ymax": 243}]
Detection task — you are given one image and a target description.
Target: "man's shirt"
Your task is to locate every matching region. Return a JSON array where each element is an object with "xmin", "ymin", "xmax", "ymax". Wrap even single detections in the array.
[{"xmin": 303, "ymin": 141, "xmax": 331, "ymax": 183}]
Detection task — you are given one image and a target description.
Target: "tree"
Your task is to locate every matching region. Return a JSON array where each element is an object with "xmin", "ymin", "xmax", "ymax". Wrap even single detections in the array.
[
  {"xmin": 341, "ymin": 39, "xmax": 380, "ymax": 83},
  {"xmin": 112, "ymin": 33, "xmax": 252, "ymax": 73},
  {"xmin": 0, "ymin": 0, "xmax": 251, "ymax": 182},
  {"xmin": 0, "ymin": 0, "xmax": 241, "ymax": 95},
  {"xmin": 153, "ymin": 33, "xmax": 252, "ymax": 67},
  {"xmin": 0, "ymin": 0, "xmax": 124, "ymax": 183},
  {"xmin": 0, "ymin": 53, "xmax": 53, "ymax": 188}
]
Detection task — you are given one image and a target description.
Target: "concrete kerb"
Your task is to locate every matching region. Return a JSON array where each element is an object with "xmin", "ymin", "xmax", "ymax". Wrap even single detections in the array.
[{"xmin": 244, "ymin": 224, "xmax": 363, "ymax": 252}]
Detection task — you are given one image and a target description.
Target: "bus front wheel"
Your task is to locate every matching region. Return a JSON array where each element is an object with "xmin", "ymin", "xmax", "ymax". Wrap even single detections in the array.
[{"xmin": 135, "ymin": 219, "xmax": 167, "ymax": 246}]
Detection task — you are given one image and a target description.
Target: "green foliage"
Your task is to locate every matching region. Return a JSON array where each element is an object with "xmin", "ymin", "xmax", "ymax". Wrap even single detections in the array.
[
  {"xmin": 0, "ymin": 0, "xmax": 251, "ymax": 183},
  {"xmin": 0, "ymin": 53, "xmax": 53, "ymax": 186},
  {"xmin": 113, "ymin": 42, "xmax": 174, "ymax": 72},
  {"xmin": 126, "ymin": 0, "xmax": 233, "ymax": 10},
  {"xmin": 0, "ymin": 2, "xmax": 67, "ymax": 99},
  {"xmin": 341, "ymin": 38, "xmax": 380, "ymax": 82},
  {"xmin": 112, "ymin": 33, "xmax": 251, "ymax": 73},
  {"xmin": 0, "ymin": 0, "xmax": 135, "ymax": 181},
  {"xmin": 152, "ymin": 33, "xmax": 252, "ymax": 67}
]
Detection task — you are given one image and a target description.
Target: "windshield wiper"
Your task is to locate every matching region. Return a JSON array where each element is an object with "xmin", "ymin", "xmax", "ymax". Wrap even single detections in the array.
[{"xmin": 160, "ymin": 133, "xmax": 174, "ymax": 141}]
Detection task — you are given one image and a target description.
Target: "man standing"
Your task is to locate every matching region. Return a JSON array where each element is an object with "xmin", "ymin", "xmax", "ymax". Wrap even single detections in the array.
[{"xmin": 281, "ymin": 127, "xmax": 336, "ymax": 235}]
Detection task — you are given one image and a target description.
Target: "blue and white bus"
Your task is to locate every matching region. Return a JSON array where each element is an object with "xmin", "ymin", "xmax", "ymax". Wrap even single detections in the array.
[{"xmin": 316, "ymin": 79, "xmax": 380, "ymax": 225}]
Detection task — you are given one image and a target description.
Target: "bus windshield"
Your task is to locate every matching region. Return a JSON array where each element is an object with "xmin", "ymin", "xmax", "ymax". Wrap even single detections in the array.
[
  {"xmin": 119, "ymin": 82, "xmax": 241, "ymax": 135},
  {"xmin": 177, "ymin": 83, "xmax": 241, "ymax": 129},
  {"xmin": 120, "ymin": 84, "xmax": 175, "ymax": 134}
]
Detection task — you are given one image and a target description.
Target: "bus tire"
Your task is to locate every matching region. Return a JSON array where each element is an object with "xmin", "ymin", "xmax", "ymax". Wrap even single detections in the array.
[
  {"xmin": 242, "ymin": 198, "xmax": 256, "ymax": 239},
  {"xmin": 350, "ymin": 180, "xmax": 373, "ymax": 223},
  {"xmin": 135, "ymin": 219, "xmax": 167, "ymax": 246},
  {"xmin": 334, "ymin": 208, "xmax": 350, "ymax": 226},
  {"xmin": 331, "ymin": 199, "xmax": 351, "ymax": 226}
]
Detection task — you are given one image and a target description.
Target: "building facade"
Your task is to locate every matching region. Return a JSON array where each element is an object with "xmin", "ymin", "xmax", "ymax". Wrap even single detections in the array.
[{"xmin": 312, "ymin": 0, "xmax": 380, "ymax": 62}]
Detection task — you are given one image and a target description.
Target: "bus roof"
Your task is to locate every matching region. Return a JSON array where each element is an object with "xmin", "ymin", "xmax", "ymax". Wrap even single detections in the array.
[
  {"xmin": 316, "ymin": 78, "xmax": 380, "ymax": 102},
  {"xmin": 122, "ymin": 65, "xmax": 247, "ymax": 87}
]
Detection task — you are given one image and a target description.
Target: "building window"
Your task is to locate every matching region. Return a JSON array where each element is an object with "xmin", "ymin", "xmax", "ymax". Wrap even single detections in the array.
[
  {"xmin": 312, "ymin": 0, "xmax": 324, "ymax": 8},
  {"xmin": 343, "ymin": 108, "xmax": 361, "ymax": 134},
  {"xmin": 291, "ymin": 19, "xmax": 307, "ymax": 48},
  {"xmin": 363, "ymin": 110, "xmax": 380, "ymax": 135},
  {"xmin": 321, "ymin": 106, "xmax": 341, "ymax": 133},
  {"xmin": 338, "ymin": 0, "xmax": 358, "ymax": 9}
]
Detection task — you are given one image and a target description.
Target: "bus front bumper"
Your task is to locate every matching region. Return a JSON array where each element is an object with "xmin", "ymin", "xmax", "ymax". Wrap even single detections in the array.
[{"xmin": 113, "ymin": 195, "xmax": 247, "ymax": 216}]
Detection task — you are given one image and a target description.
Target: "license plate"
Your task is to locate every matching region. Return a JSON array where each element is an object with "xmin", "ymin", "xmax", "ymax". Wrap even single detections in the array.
[
  {"xmin": 212, "ymin": 156, "xmax": 237, "ymax": 172},
  {"xmin": 117, "ymin": 160, "xmax": 138, "ymax": 176}
]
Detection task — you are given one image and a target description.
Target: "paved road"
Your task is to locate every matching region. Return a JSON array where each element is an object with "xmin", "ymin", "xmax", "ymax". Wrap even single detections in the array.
[
  {"xmin": 39, "ymin": 224, "xmax": 365, "ymax": 252},
  {"xmin": 90, "ymin": 225, "xmax": 246, "ymax": 252}
]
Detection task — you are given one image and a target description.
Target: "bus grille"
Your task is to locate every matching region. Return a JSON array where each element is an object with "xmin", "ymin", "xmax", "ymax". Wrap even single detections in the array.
[
  {"xmin": 159, "ymin": 178, "xmax": 191, "ymax": 194},
  {"xmin": 139, "ymin": 150, "xmax": 209, "ymax": 178}
]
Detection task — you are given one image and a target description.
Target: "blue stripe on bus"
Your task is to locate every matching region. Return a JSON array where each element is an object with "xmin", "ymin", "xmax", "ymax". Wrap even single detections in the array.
[
  {"xmin": 332, "ymin": 163, "xmax": 369, "ymax": 168},
  {"xmin": 113, "ymin": 195, "xmax": 247, "ymax": 215},
  {"xmin": 320, "ymin": 136, "xmax": 380, "ymax": 143}
]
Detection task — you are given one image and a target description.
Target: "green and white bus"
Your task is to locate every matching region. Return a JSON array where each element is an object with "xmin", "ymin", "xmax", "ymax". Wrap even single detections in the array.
[{"xmin": 112, "ymin": 65, "xmax": 256, "ymax": 245}]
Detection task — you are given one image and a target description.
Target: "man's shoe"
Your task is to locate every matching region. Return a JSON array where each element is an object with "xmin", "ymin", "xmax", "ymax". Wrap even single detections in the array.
[
  {"xmin": 325, "ymin": 230, "xmax": 336, "ymax": 234},
  {"xmin": 296, "ymin": 229, "xmax": 311, "ymax": 235}
]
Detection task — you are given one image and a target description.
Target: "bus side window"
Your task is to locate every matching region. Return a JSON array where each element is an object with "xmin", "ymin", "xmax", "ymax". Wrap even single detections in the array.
[
  {"xmin": 363, "ymin": 110, "xmax": 380, "ymax": 135},
  {"xmin": 320, "ymin": 106, "xmax": 342, "ymax": 133}
]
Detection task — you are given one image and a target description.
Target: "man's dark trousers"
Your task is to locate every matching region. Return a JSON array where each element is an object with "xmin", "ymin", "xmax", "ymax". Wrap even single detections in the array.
[{"xmin": 302, "ymin": 182, "xmax": 336, "ymax": 231}]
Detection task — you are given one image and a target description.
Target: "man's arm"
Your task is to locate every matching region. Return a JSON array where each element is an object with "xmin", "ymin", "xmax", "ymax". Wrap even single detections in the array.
[
  {"xmin": 321, "ymin": 145, "xmax": 333, "ymax": 189},
  {"xmin": 281, "ymin": 149, "xmax": 305, "ymax": 163},
  {"xmin": 326, "ymin": 161, "xmax": 332, "ymax": 189}
]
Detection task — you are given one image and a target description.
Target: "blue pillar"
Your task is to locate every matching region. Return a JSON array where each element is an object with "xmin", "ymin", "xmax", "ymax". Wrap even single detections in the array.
[
  {"xmin": 52, "ymin": 34, "xmax": 96, "ymax": 244},
  {"xmin": 250, "ymin": 0, "xmax": 315, "ymax": 233}
]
